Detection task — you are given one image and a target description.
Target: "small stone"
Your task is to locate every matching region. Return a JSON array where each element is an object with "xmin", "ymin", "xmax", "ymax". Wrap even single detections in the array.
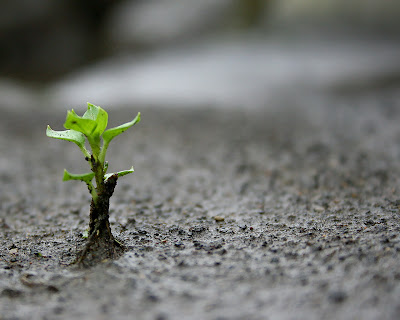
[
  {"xmin": 9, "ymin": 248, "xmax": 18, "ymax": 254},
  {"xmin": 213, "ymin": 216, "xmax": 225, "ymax": 222},
  {"xmin": 313, "ymin": 205, "xmax": 325, "ymax": 213},
  {"xmin": 174, "ymin": 242, "xmax": 185, "ymax": 249},
  {"xmin": 328, "ymin": 291, "xmax": 347, "ymax": 303},
  {"xmin": 189, "ymin": 225, "xmax": 207, "ymax": 233},
  {"xmin": 271, "ymin": 257, "xmax": 280, "ymax": 263},
  {"xmin": 1, "ymin": 288, "xmax": 23, "ymax": 298}
]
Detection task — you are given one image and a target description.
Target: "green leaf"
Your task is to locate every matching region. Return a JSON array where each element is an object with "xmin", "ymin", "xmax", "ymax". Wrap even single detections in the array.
[
  {"xmin": 63, "ymin": 169, "xmax": 95, "ymax": 184},
  {"xmin": 83, "ymin": 103, "xmax": 108, "ymax": 137},
  {"xmin": 82, "ymin": 229, "xmax": 89, "ymax": 239},
  {"xmin": 64, "ymin": 109, "xmax": 98, "ymax": 137},
  {"xmin": 103, "ymin": 112, "xmax": 140, "ymax": 144},
  {"xmin": 46, "ymin": 126, "xmax": 85, "ymax": 149},
  {"xmin": 104, "ymin": 166, "xmax": 134, "ymax": 181},
  {"xmin": 82, "ymin": 103, "xmax": 99, "ymax": 120}
]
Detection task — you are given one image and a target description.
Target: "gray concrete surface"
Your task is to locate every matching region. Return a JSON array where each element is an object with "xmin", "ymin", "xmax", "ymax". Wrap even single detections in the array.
[{"xmin": 0, "ymin": 86, "xmax": 399, "ymax": 319}]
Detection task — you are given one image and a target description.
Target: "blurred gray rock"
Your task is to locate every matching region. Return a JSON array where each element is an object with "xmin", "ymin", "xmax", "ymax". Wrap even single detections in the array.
[
  {"xmin": 105, "ymin": 0, "xmax": 235, "ymax": 49},
  {"xmin": 1, "ymin": 0, "xmax": 399, "ymax": 84},
  {"xmin": 268, "ymin": 0, "xmax": 400, "ymax": 33},
  {"xmin": 46, "ymin": 36, "xmax": 400, "ymax": 111},
  {"xmin": 0, "ymin": 79, "xmax": 38, "ymax": 111}
]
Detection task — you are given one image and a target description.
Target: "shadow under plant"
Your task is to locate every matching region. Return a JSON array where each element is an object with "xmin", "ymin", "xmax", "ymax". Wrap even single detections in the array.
[{"xmin": 0, "ymin": 97, "xmax": 400, "ymax": 319}]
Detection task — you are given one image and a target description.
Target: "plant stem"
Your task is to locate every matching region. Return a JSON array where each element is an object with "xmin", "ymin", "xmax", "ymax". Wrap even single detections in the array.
[
  {"xmin": 87, "ymin": 136, "xmax": 106, "ymax": 201},
  {"xmin": 99, "ymin": 140, "xmax": 110, "ymax": 166},
  {"xmin": 87, "ymin": 181, "xmax": 98, "ymax": 203},
  {"xmin": 79, "ymin": 146, "xmax": 91, "ymax": 159},
  {"xmin": 77, "ymin": 175, "xmax": 121, "ymax": 266},
  {"xmin": 90, "ymin": 156, "xmax": 105, "ymax": 202}
]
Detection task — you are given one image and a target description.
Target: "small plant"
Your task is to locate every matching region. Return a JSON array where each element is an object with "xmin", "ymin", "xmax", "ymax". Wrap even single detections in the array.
[{"xmin": 47, "ymin": 103, "xmax": 140, "ymax": 265}]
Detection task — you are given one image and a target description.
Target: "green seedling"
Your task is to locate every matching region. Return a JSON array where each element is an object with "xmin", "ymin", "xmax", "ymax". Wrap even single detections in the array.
[{"xmin": 47, "ymin": 103, "xmax": 140, "ymax": 264}]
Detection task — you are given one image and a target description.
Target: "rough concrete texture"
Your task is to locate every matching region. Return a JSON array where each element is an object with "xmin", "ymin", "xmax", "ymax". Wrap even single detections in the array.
[{"xmin": 0, "ymin": 90, "xmax": 400, "ymax": 319}]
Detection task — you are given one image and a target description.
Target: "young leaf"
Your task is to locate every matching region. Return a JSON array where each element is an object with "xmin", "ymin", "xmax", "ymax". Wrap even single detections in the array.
[
  {"xmin": 64, "ymin": 109, "xmax": 98, "ymax": 137},
  {"xmin": 104, "ymin": 167, "xmax": 134, "ymax": 181},
  {"xmin": 46, "ymin": 126, "xmax": 85, "ymax": 149},
  {"xmin": 103, "ymin": 112, "xmax": 141, "ymax": 145},
  {"xmin": 83, "ymin": 103, "xmax": 100, "ymax": 120},
  {"xmin": 83, "ymin": 103, "xmax": 108, "ymax": 137},
  {"xmin": 82, "ymin": 229, "xmax": 89, "ymax": 239},
  {"xmin": 63, "ymin": 169, "xmax": 95, "ymax": 184}
]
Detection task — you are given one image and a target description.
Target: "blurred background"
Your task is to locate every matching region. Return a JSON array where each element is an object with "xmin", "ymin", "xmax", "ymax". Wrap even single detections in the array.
[{"xmin": 1, "ymin": 0, "xmax": 400, "ymax": 110}]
